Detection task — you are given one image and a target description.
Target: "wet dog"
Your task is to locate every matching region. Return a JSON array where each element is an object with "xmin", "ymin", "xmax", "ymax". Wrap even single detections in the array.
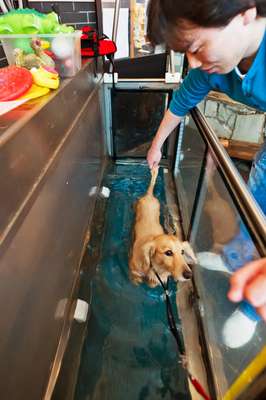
[{"xmin": 129, "ymin": 167, "xmax": 193, "ymax": 287}]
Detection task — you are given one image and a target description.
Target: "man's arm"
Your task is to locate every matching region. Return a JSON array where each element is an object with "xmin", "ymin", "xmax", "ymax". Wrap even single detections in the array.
[
  {"xmin": 147, "ymin": 68, "xmax": 212, "ymax": 168},
  {"xmin": 147, "ymin": 110, "xmax": 182, "ymax": 168}
]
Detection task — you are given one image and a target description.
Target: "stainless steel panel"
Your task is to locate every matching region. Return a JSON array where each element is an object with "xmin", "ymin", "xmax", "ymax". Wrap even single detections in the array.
[
  {"xmin": 0, "ymin": 61, "xmax": 98, "ymax": 244},
  {"xmin": 0, "ymin": 61, "xmax": 107, "ymax": 399}
]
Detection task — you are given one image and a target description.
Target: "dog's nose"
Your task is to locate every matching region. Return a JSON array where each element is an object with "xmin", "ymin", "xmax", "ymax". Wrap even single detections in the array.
[{"xmin": 182, "ymin": 270, "xmax": 192, "ymax": 280}]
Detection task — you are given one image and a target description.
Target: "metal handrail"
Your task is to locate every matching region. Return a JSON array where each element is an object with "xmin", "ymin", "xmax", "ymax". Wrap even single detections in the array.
[
  {"xmin": 112, "ymin": 0, "xmax": 121, "ymax": 43},
  {"xmin": 191, "ymin": 107, "xmax": 266, "ymax": 256}
]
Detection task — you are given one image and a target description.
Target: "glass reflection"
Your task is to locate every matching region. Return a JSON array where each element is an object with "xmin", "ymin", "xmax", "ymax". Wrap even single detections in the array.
[{"xmin": 112, "ymin": 90, "xmax": 169, "ymax": 157}]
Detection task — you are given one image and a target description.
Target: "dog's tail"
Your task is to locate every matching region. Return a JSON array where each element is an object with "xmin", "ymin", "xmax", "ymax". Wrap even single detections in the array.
[{"xmin": 147, "ymin": 166, "xmax": 159, "ymax": 195}]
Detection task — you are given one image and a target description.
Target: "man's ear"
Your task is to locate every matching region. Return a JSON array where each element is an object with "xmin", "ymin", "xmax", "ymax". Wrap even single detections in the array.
[
  {"xmin": 242, "ymin": 7, "xmax": 257, "ymax": 25},
  {"xmin": 132, "ymin": 241, "xmax": 155, "ymax": 274},
  {"xmin": 181, "ymin": 241, "xmax": 197, "ymax": 264}
]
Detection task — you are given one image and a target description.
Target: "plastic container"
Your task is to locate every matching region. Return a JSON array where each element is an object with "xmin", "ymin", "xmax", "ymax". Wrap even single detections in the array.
[{"xmin": 0, "ymin": 31, "xmax": 81, "ymax": 78}]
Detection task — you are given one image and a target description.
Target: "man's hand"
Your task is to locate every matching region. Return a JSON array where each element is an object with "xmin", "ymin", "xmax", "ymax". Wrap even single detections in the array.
[
  {"xmin": 147, "ymin": 143, "xmax": 162, "ymax": 169},
  {"xmin": 146, "ymin": 110, "xmax": 182, "ymax": 169},
  {"xmin": 228, "ymin": 257, "xmax": 266, "ymax": 321}
]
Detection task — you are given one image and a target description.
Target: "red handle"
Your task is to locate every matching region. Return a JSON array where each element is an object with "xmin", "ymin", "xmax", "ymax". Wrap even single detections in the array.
[{"xmin": 188, "ymin": 373, "xmax": 211, "ymax": 400}]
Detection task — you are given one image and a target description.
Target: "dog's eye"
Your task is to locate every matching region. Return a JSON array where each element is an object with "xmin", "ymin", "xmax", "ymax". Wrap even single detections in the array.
[
  {"xmin": 181, "ymin": 249, "xmax": 185, "ymax": 255},
  {"xmin": 165, "ymin": 250, "xmax": 173, "ymax": 256}
]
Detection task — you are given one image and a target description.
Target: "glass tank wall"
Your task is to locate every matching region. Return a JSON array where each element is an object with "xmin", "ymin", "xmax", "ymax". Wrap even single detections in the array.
[
  {"xmin": 59, "ymin": 84, "xmax": 266, "ymax": 400},
  {"xmin": 109, "ymin": 87, "xmax": 266, "ymax": 399},
  {"xmin": 175, "ymin": 112, "xmax": 266, "ymax": 399}
]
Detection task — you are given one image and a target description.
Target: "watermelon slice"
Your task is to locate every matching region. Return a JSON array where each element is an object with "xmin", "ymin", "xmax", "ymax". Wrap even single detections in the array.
[{"xmin": 0, "ymin": 66, "xmax": 33, "ymax": 101}]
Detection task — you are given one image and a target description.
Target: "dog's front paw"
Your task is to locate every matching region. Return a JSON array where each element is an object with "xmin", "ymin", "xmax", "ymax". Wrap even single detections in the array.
[
  {"xmin": 129, "ymin": 271, "xmax": 143, "ymax": 285},
  {"xmin": 160, "ymin": 272, "xmax": 170, "ymax": 284},
  {"xmin": 146, "ymin": 273, "xmax": 159, "ymax": 288},
  {"xmin": 146, "ymin": 276, "xmax": 159, "ymax": 288}
]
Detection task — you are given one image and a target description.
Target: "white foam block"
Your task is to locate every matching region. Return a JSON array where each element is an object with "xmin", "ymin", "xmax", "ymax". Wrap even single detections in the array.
[
  {"xmin": 100, "ymin": 186, "xmax": 110, "ymax": 198},
  {"xmin": 74, "ymin": 299, "xmax": 89, "ymax": 323},
  {"xmin": 222, "ymin": 309, "xmax": 257, "ymax": 348}
]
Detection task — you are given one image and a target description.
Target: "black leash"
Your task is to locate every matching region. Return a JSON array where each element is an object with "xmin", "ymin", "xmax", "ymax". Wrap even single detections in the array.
[
  {"xmin": 154, "ymin": 272, "xmax": 185, "ymax": 355},
  {"xmin": 153, "ymin": 270, "xmax": 211, "ymax": 400}
]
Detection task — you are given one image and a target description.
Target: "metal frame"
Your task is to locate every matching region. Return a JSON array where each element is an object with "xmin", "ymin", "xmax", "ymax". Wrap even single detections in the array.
[
  {"xmin": 111, "ymin": 87, "xmax": 172, "ymax": 159},
  {"xmin": 0, "ymin": 60, "xmax": 107, "ymax": 400},
  {"xmin": 103, "ymin": 81, "xmax": 178, "ymax": 160}
]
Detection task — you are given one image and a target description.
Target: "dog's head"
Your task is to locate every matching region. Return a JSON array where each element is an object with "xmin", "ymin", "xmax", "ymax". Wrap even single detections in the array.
[
  {"xmin": 150, "ymin": 234, "xmax": 193, "ymax": 281},
  {"xmin": 133, "ymin": 234, "xmax": 194, "ymax": 282}
]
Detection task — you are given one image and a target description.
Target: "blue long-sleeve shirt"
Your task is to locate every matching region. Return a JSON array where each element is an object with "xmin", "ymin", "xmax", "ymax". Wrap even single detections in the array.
[{"xmin": 169, "ymin": 30, "xmax": 266, "ymax": 116}]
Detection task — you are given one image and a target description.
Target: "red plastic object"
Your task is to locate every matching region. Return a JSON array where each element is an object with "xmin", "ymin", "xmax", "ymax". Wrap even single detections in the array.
[
  {"xmin": 0, "ymin": 66, "xmax": 33, "ymax": 101},
  {"xmin": 81, "ymin": 39, "xmax": 117, "ymax": 57},
  {"xmin": 81, "ymin": 26, "xmax": 117, "ymax": 58}
]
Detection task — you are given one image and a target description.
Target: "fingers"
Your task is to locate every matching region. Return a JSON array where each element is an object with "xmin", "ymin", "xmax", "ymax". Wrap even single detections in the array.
[
  {"xmin": 152, "ymin": 161, "xmax": 159, "ymax": 170},
  {"xmin": 228, "ymin": 258, "xmax": 266, "ymax": 302},
  {"xmin": 147, "ymin": 151, "xmax": 159, "ymax": 169},
  {"xmin": 244, "ymin": 273, "xmax": 266, "ymax": 308},
  {"xmin": 148, "ymin": 160, "xmax": 158, "ymax": 169},
  {"xmin": 256, "ymin": 304, "xmax": 266, "ymax": 321},
  {"xmin": 146, "ymin": 147, "xmax": 161, "ymax": 169},
  {"xmin": 228, "ymin": 258, "xmax": 266, "ymax": 321}
]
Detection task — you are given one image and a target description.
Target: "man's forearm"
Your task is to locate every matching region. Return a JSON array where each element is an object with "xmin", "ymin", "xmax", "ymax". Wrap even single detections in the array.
[{"xmin": 152, "ymin": 109, "xmax": 182, "ymax": 149}]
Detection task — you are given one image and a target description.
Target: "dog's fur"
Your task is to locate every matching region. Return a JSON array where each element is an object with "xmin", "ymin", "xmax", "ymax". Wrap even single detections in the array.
[
  {"xmin": 204, "ymin": 154, "xmax": 238, "ymax": 253},
  {"xmin": 205, "ymin": 179, "xmax": 238, "ymax": 252},
  {"xmin": 129, "ymin": 167, "xmax": 192, "ymax": 287}
]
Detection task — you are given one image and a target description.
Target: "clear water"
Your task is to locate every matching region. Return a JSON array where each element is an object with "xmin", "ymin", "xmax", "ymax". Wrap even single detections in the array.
[{"xmin": 75, "ymin": 164, "xmax": 190, "ymax": 400}]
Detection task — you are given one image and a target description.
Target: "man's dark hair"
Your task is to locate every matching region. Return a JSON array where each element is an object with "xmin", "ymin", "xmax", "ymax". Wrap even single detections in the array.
[{"xmin": 147, "ymin": 0, "xmax": 266, "ymax": 47}]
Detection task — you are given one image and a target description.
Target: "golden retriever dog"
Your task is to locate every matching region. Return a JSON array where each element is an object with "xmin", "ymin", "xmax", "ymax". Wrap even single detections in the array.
[{"xmin": 129, "ymin": 167, "xmax": 193, "ymax": 288}]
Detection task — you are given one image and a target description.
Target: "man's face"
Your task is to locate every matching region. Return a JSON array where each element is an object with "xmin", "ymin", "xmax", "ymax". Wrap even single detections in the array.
[{"xmin": 168, "ymin": 13, "xmax": 252, "ymax": 74}]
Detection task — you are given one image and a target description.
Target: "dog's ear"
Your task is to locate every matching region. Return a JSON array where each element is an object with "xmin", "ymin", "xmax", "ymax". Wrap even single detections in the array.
[
  {"xmin": 132, "ymin": 240, "xmax": 155, "ymax": 274},
  {"xmin": 181, "ymin": 241, "xmax": 197, "ymax": 264}
]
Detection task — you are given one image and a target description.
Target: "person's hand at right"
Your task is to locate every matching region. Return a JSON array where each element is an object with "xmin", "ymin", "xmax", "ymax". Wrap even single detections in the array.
[
  {"xmin": 147, "ymin": 143, "xmax": 162, "ymax": 169},
  {"xmin": 228, "ymin": 257, "xmax": 266, "ymax": 321}
]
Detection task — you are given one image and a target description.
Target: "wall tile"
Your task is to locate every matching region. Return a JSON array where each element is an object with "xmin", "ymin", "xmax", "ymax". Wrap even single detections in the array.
[
  {"xmin": 61, "ymin": 11, "xmax": 88, "ymax": 23},
  {"xmin": 29, "ymin": 2, "xmax": 43, "ymax": 11},
  {"xmin": 74, "ymin": 2, "xmax": 95, "ymax": 12},
  {"xmin": 74, "ymin": 21, "xmax": 96, "ymax": 29}
]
